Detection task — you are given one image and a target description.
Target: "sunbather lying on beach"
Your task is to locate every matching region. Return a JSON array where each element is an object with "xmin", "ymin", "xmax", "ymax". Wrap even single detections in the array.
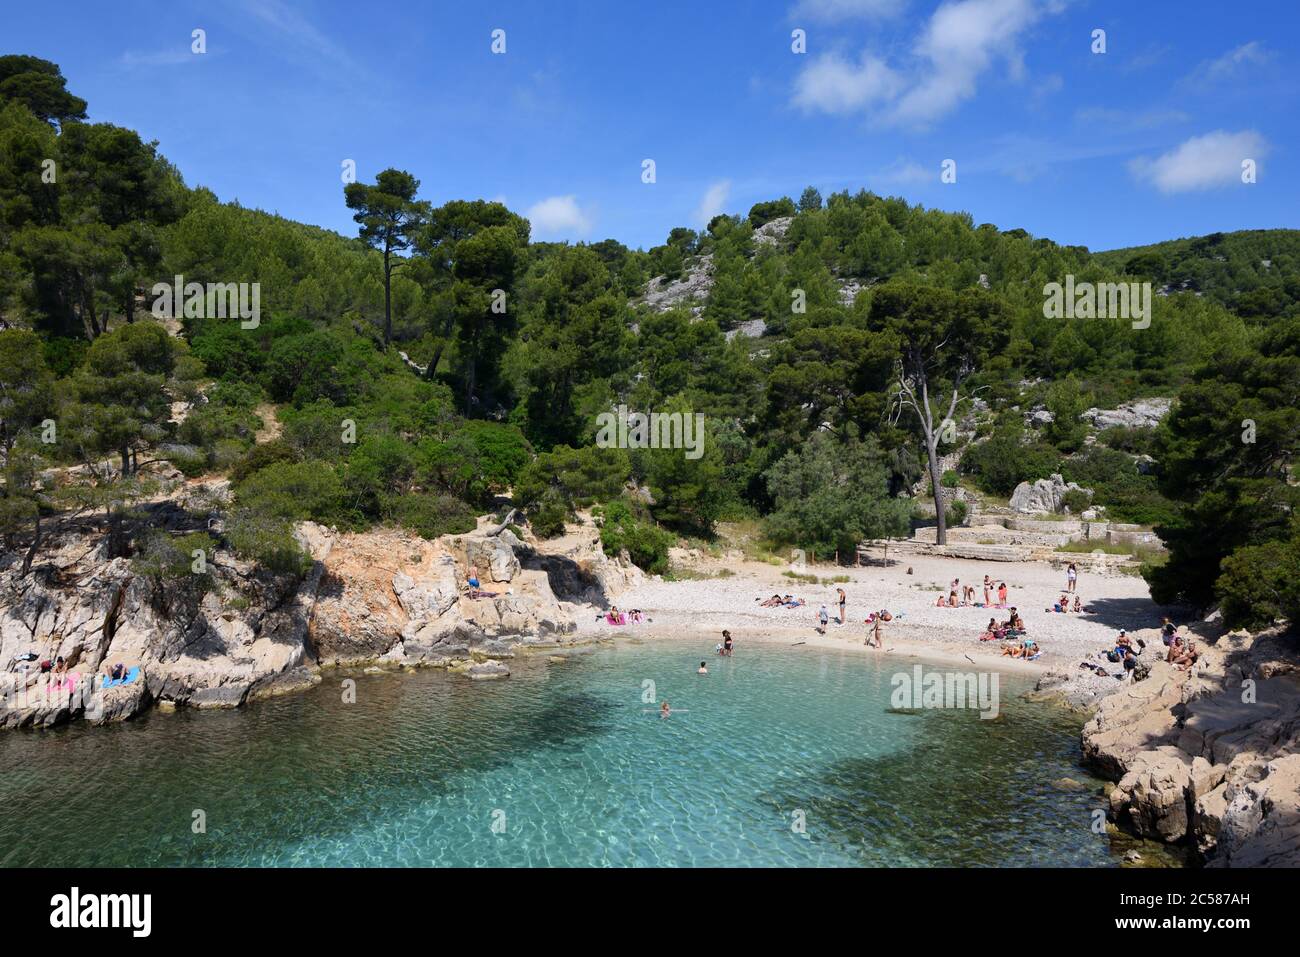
[
  {"xmin": 758, "ymin": 594, "xmax": 785, "ymax": 607},
  {"xmin": 1002, "ymin": 637, "xmax": 1039, "ymax": 659}
]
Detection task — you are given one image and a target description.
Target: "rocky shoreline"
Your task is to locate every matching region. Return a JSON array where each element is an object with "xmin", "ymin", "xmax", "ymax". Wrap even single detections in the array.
[
  {"xmin": 1037, "ymin": 620, "xmax": 1300, "ymax": 867},
  {"xmin": 4, "ymin": 500, "xmax": 1296, "ymax": 868},
  {"xmin": 0, "ymin": 488, "xmax": 640, "ymax": 729}
]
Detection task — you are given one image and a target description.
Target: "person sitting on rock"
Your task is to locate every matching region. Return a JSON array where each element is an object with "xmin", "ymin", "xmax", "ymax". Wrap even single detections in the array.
[
  {"xmin": 1170, "ymin": 639, "xmax": 1199, "ymax": 670},
  {"xmin": 1160, "ymin": 617, "xmax": 1177, "ymax": 646}
]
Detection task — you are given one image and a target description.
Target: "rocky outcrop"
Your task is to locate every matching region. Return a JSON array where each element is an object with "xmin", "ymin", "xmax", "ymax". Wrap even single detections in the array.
[
  {"xmin": 1081, "ymin": 398, "xmax": 1173, "ymax": 431},
  {"xmin": 466, "ymin": 535, "xmax": 520, "ymax": 583},
  {"xmin": 640, "ymin": 254, "xmax": 713, "ymax": 315},
  {"xmin": 753, "ymin": 216, "xmax": 792, "ymax": 247},
  {"xmin": 1081, "ymin": 623, "xmax": 1300, "ymax": 866},
  {"xmin": 307, "ymin": 524, "xmax": 575, "ymax": 667},
  {"xmin": 0, "ymin": 493, "xmax": 326, "ymax": 728},
  {"xmin": 1009, "ymin": 473, "xmax": 1089, "ymax": 514},
  {"xmin": 1, "ymin": 499, "xmax": 615, "ymax": 729}
]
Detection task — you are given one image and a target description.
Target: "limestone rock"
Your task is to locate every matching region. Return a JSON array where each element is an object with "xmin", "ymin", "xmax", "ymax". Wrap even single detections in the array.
[
  {"xmin": 1209, "ymin": 755, "xmax": 1300, "ymax": 867},
  {"xmin": 466, "ymin": 536, "xmax": 520, "ymax": 583},
  {"xmin": 1081, "ymin": 398, "xmax": 1173, "ymax": 431},
  {"xmin": 1009, "ymin": 473, "xmax": 1088, "ymax": 515},
  {"xmin": 641, "ymin": 254, "xmax": 714, "ymax": 313}
]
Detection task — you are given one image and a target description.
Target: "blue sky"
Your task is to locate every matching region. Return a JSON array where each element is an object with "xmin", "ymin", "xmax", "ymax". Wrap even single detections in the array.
[{"xmin": 8, "ymin": 0, "xmax": 1298, "ymax": 251}]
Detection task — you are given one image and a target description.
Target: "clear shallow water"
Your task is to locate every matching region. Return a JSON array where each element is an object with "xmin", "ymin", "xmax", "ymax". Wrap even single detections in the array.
[{"xmin": 0, "ymin": 640, "xmax": 1122, "ymax": 867}]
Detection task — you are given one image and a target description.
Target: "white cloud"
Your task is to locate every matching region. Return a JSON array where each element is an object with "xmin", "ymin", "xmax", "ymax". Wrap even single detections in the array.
[
  {"xmin": 1185, "ymin": 42, "xmax": 1272, "ymax": 87},
  {"xmin": 790, "ymin": 0, "xmax": 1059, "ymax": 128},
  {"xmin": 894, "ymin": 0, "xmax": 1048, "ymax": 125},
  {"xmin": 1129, "ymin": 130, "xmax": 1267, "ymax": 193},
  {"xmin": 693, "ymin": 181, "xmax": 732, "ymax": 226},
  {"xmin": 871, "ymin": 159, "xmax": 933, "ymax": 186},
  {"xmin": 790, "ymin": 0, "xmax": 907, "ymax": 21},
  {"xmin": 525, "ymin": 195, "xmax": 593, "ymax": 237},
  {"xmin": 792, "ymin": 53, "xmax": 901, "ymax": 113}
]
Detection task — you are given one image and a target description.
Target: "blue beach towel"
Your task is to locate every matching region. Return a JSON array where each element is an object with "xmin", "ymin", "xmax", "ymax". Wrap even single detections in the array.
[{"xmin": 101, "ymin": 666, "xmax": 140, "ymax": 689}]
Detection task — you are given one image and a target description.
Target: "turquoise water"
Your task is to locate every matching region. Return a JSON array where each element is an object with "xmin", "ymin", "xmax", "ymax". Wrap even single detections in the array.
[{"xmin": 0, "ymin": 640, "xmax": 1122, "ymax": 866}]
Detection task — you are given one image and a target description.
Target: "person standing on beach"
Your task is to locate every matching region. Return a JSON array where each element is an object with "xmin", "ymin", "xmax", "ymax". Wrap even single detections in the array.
[
  {"xmin": 1066, "ymin": 563, "xmax": 1078, "ymax": 594},
  {"xmin": 817, "ymin": 604, "xmax": 829, "ymax": 633},
  {"xmin": 865, "ymin": 613, "xmax": 884, "ymax": 649},
  {"xmin": 836, "ymin": 587, "xmax": 847, "ymax": 624},
  {"xmin": 983, "ymin": 575, "xmax": 992, "ymax": 606},
  {"xmin": 997, "ymin": 582, "xmax": 1008, "ymax": 607},
  {"xmin": 722, "ymin": 630, "xmax": 734, "ymax": 655}
]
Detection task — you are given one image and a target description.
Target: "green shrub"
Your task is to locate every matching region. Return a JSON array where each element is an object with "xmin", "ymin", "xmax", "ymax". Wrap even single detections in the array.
[
  {"xmin": 383, "ymin": 492, "xmax": 476, "ymax": 540},
  {"xmin": 1216, "ymin": 536, "xmax": 1300, "ymax": 630},
  {"xmin": 530, "ymin": 489, "xmax": 568, "ymax": 539},
  {"xmin": 941, "ymin": 469, "xmax": 959, "ymax": 488},
  {"xmin": 514, "ymin": 444, "xmax": 630, "ymax": 509},
  {"xmin": 131, "ymin": 530, "xmax": 217, "ymax": 617},
  {"xmin": 1061, "ymin": 488, "xmax": 1092, "ymax": 513},
  {"xmin": 1097, "ymin": 426, "xmax": 1156, "ymax": 456},
  {"xmin": 595, "ymin": 498, "xmax": 674, "ymax": 574},
  {"xmin": 229, "ymin": 439, "xmax": 299, "ymax": 483},
  {"xmin": 959, "ymin": 433, "xmax": 1060, "ymax": 496}
]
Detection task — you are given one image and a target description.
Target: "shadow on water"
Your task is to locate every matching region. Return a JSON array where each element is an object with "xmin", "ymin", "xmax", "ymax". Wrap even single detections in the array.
[{"xmin": 762, "ymin": 693, "xmax": 1122, "ymax": 867}]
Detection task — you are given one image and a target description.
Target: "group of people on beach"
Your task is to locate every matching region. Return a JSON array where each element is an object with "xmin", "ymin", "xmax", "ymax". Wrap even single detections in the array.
[
  {"xmin": 1078, "ymin": 616, "xmax": 1199, "ymax": 680},
  {"xmin": 935, "ymin": 575, "xmax": 1009, "ymax": 609}
]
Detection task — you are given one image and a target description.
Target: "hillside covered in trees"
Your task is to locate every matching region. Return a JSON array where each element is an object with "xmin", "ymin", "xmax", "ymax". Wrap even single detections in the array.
[{"xmin": 1, "ymin": 55, "xmax": 1296, "ymax": 631}]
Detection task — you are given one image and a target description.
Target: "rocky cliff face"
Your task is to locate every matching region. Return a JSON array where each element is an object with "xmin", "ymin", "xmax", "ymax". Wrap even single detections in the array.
[
  {"xmin": 1080, "ymin": 623, "xmax": 1300, "ymax": 866},
  {"xmin": 0, "ymin": 502, "xmax": 637, "ymax": 729}
]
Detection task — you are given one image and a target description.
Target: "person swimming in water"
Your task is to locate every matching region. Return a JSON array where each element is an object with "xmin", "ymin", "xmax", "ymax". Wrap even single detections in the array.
[
  {"xmin": 698, "ymin": 661, "xmax": 708, "ymax": 674},
  {"xmin": 661, "ymin": 700, "xmax": 671, "ymax": 717}
]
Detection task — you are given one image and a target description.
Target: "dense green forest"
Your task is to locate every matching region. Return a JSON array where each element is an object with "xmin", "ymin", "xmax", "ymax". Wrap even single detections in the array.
[{"xmin": 1, "ymin": 56, "xmax": 1296, "ymax": 629}]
